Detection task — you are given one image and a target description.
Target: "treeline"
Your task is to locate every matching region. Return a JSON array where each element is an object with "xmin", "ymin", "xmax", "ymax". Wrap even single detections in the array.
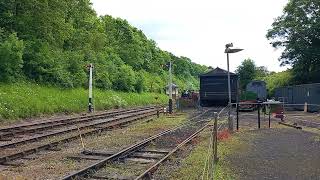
[
  {"xmin": 267, "ymin": 0, "xmax": 320, "ymax": 84},
  {"xmin": 236, "ymin": 59, "xmax": 292, "ymax": 96},
  {"xmin": 236, "ymin": 0, "xmax": 320, "ymax": 96},
  {"xmin": 0, "ymin": 0, "xmax": 207, "ymax": 93}
]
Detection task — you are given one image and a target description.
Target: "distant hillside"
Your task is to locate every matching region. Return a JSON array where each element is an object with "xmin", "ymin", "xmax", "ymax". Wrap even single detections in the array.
[{"xmin": 0, "ymin": 0, "xmax": 207, "ymax": 92}]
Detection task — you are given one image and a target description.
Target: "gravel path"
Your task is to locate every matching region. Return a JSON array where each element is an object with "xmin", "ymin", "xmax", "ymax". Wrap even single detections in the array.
[{"xmin": 226, "ymin": 127, "xmax": 320, "ymax": 180}]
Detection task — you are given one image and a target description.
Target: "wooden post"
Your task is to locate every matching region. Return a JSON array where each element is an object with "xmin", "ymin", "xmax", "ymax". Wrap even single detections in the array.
[
  {"xmin": 258, "ymin": 103, "xmax": 261, "ymax": 129},
  {"xmin": 214, "ymin": 112, "xmax": 218, "ymax": 162},
  {"xmin": 268, "ymin": 105, "xmax": 271, "ymax": 128},
  {"xmin": 236, "ymin": 103, "xmax": 239, "ymax": 131}
]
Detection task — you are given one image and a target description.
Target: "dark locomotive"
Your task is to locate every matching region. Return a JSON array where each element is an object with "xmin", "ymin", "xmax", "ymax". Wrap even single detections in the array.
[{"xmin": 199, "ymin": 67, "xmax": 239, "ymax": 106}]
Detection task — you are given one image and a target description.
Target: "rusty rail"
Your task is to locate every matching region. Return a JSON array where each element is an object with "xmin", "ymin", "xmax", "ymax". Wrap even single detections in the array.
[{"xmin": 0, "ymin": 109, "xmax": 158, "ymax": 164}]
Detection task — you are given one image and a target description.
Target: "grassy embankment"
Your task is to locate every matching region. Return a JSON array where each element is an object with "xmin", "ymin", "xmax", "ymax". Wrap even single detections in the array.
[
  {"xmin": 169, "ymin": 130, "xmax": 241, "ymax": 180},
  {"xmin": 0, "ymin": 83, "xmax": 167, "ymax": 121}
]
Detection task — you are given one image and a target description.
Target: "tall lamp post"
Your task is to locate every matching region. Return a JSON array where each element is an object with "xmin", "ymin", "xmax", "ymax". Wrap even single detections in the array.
[{"xmin": 225, "ymin": 43, "xmax": 243, "ymax": 131}]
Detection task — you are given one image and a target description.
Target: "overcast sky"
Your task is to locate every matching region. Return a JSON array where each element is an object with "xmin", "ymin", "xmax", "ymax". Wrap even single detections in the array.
[{"xmin": 91, "ymin": 0, "xmax": 289, "ymax": 72}]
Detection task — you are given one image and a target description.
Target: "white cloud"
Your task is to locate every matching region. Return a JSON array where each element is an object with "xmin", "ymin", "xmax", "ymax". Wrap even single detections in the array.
[{"xmin": 91, "ymin": 0, "xmax": 289, "ymax": 72}]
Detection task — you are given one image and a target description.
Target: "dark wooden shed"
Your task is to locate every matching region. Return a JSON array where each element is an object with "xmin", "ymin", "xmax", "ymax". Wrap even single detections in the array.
[{"xmin": 199, "ymin": 67, "xmax": 239, "ymax": 106}]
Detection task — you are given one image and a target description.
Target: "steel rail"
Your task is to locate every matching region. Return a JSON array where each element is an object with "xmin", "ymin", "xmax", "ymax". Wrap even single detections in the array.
[
  {"xmin": 0, "ymin": 110, "xmax": 157, "ymax": 164},
  {"xmin": 0, "ymin": 107, "xmax": 154, "ymax": 140},
  {"xmin": 135, "ymin": 122, "xmax": 210, "ymax": 179},
  {"xmin": 0, "ymin": 107, "xmax": 145, "ymax": 131},
  {"xmin": 0, "ymin": 107, "xmax": 155, "ymax": 139},
  {"xmin": 0, "ymin": 109, "xmax": 156, "ymax": 149},
  {"xmin": 61, "ymin": 124, "xmax": 181, "ymax": 180},
  {"xmin": 61, "ymin": 109, "xmax": 212, "ymax": 180}
]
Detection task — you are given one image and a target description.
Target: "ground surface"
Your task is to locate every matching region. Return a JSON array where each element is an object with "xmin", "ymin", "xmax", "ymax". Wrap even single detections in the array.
[
  {"xmin": 1, "ymin": 108, "xmax": 319, "ymax": 180},
  {"xmin": 0, "ymin": 113, "xmax": 189, "ymax": 179},
  {"xmin": 226, "ymin": 127, "xmax": 320, "ymax": 180},
  {"xmin": 164, "ymin": 110, "xmax": 320, "ymax": 180},
  {"xmin": 220, "ymin": 110, "xmax": 320, "ymax": 180}
]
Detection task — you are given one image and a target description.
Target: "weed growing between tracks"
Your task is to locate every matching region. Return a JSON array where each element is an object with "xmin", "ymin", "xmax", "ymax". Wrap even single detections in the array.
[
  {"xmin": 0, "ymin": 113, "xmax": 187, "ymax": 179},
  {"xmin": 159, "ymin": 129, "xmax": 246, "ymax": 180},
  {"xmin": 0, "ymin": 83, "xmax": 167, "ymax": 122}
]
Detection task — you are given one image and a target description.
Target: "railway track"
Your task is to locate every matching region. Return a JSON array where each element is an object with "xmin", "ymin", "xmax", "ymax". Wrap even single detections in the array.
[
  {"xmin": 62, "ymin": 108, "xmax": 221, "ymax": 180},
  {"xmin": 0, "ymin": 106, "xmax": 155, "ymax": 141},
  {"xmin": 0, "ymin": 107, "xmax": 159, "ymax": 165}
]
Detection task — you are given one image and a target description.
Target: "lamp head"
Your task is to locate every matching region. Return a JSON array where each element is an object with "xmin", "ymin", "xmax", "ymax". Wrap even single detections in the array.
[
  {"xmin": 225, "ymin": 43, "xmax": 233, "ymax": 49},
  {"xmin": 225, "ymin": 48, "xmax": 244, "ymax": 53}
]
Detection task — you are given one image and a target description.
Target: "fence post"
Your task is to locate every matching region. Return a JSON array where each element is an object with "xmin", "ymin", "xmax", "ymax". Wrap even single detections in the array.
[
  {"xmin": 268, "ymin": 104, "xmax": 271, "ymax": 128},
  {"xmin": 214, "ymin": 112, "xmax": 218, "ymax": 162},
  {"xmin": 258, "ymin": 103, "xmax": 261, "ymax": 129},
  {"xmin": 236, "ymin": 103, "xmax": 239, "ymax": 131}
]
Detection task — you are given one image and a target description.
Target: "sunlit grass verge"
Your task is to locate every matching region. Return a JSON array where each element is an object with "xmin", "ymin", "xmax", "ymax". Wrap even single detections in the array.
[
  {"xmin": 0, "ymin": 82, "xmax": 167, "ymax": 121},
  {"xmin": 169, "ymin": 130, "xmax": 241, "ymax": 180}
]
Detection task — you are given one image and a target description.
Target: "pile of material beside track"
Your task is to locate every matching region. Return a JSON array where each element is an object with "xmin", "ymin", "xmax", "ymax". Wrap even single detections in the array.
[{"xmin": 0, "ymin": 107, "xmax": 159, "ymax": 165}]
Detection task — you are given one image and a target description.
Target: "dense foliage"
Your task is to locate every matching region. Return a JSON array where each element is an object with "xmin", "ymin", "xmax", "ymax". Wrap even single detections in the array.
[
  {"xmin": 0, "ymin": 82, "xmax": 167, "ymax": 120},
  {"xmin": 262, "ymin": 71, "xmax": 293, "ymax": 96},
  {"xmin": 235, "ymin": 59, "xmax": 293, "ymax": 96},
  {"xmin": 267, "ymin": 0, "xmax": 320, "ymax": 84},
  {"xmin": 0, "ymin": 0, "xmax": 207, "ymax": 92},
  {"xmin": 235, "ymin": 59, "xmax": 270, "ymax": 90}
]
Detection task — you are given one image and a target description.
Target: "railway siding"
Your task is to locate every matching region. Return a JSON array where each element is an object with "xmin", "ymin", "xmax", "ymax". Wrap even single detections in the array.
[
  {"xmin": 0, "ymin": 107, "xmax": 159, "ymax": 165},
  {"xmin": 0, "ymin": 111, "xmax": 188, "ymax": 179},
  {"xmin": 61, "ymin": 108, "xmax": 219, "ymax": 179}
]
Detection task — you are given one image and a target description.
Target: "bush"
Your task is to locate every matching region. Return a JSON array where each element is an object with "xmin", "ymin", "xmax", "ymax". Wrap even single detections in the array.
[
  {"xmin": 113, "ymin": 64, "xmax": 136, "ymax": 92},
  {"xmin": 240, "ymin": 91, "xmax": 257, "ymax": 101},
  {"xmin": 0, "ymin": 32, "xmax": 25, "ymax": 82}
]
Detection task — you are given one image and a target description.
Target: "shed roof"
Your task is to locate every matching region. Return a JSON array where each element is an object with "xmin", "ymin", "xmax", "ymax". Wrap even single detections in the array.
[
  {"xmin": 200, "ymin": 67, "xmax": 237, "ymax": 77},
  {"xmin": 276, "ymin": 83, "xmax": 320, "ymax": 89}
]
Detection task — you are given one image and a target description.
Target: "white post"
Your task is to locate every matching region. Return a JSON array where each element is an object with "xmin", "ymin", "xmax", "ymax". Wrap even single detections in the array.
[
  {"xmin": 169, "ymin": 62, "xmax": 173, "ymax": 100},
  {"xmin": 88, "ymin": 64, "xmax": 94, "ymax": 113},
  {"xmin": 304, "ymin": 102, "xmax": 308, "ymax": 112},
  {"xmin": 168, "ymin": 62, "xmax": 173, "ymax": 114}
]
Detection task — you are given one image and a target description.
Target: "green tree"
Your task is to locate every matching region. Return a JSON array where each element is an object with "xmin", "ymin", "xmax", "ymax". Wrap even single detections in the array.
[
  {"xmin": 0, "ymin": 31, "xmax": 24, "ymax": 82},
  {"xmin": 236, "ymin": 59, "xmax": 256, "ymax": 90},
  {"xmin": 267, "ymin": 0, "xmax": 320, "ymax": 84},
  {"xmin": 255, "ymin": 66, "xmax": 269, "ymax": 80},
  {"xmin": 263, "ymin": 70, "xmax": 293, "ymax": 96},
  {"xmin": 113, "ymin": 65, "xmax": 136, "ymax": 92},
  {"xmin": 0, "ymin": 0, "xmax": 208, "ymax": 92}
]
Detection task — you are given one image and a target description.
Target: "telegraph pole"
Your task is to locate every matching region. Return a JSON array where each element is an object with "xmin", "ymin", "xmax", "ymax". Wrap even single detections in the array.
[
  {"xmin": 88, "ymin": 64, "xmax": 94, "ymax": 113},
  {"xmin": 168, "ymin": 61, "xmax": 173, "ymax": 114}
]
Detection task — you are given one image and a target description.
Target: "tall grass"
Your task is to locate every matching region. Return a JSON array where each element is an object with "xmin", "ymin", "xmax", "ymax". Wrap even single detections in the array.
[{"xmin": 0, "ymin": 83, "xmax": 167, "ymax": 121}]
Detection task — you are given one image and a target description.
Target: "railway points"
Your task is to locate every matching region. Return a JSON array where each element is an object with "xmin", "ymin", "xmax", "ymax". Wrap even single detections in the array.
[
  {"xmin": 62, "ymin": 107, "xmax": 224, "ymax": 180},
  {"xmin": 0, "ymin": 107, "xmax": 160, "ymax": 166}
]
